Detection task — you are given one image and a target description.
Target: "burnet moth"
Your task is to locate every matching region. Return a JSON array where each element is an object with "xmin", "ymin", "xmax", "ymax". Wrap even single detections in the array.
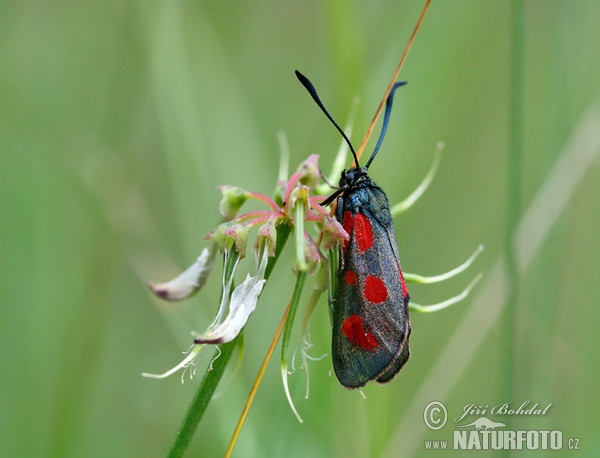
[{"xmin": 296, "ymin": 70, "xmax": 410, "ymax": 389}]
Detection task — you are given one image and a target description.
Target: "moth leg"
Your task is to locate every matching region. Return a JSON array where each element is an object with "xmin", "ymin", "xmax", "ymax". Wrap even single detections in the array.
[{"xmin": 320, "ymin": 170, "xmax": 338, "ymax": 190}]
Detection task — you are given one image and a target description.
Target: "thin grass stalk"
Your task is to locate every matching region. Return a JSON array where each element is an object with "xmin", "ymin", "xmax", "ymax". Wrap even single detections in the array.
[{"xmin": 504, "ymin": 0, "xmax": 524, "ymax": 434}]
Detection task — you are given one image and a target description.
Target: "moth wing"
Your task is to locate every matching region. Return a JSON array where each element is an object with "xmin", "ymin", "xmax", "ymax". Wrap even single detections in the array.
[{"xmin": 332, "ymin": 203, "xmax": 410, "ymax": 388}]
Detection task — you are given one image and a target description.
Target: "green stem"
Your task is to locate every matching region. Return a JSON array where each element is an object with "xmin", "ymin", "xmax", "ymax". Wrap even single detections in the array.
[
  {"xmin": 167, "ymin": 337, "xmax": 239, "ymax": 458},
  {"xmin": 166, "ymin": 221, "xmax": 293, "ymax": 457},
  {"xmin": 280, "ymin": 271, "xmax": 308, "ymax": 423},
  {"xmin": 504, "ymin": 0, "xmax": 524, "ymax": 433},
  {"xmin": 281, "ymin": 271, "xmax": 308, "ymax": 368}
]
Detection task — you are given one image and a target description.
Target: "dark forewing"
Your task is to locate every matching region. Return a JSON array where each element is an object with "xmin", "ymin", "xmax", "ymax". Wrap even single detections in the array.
[{"xmin": 332, "ymin": 185, "xmax": 410, "ymax": 388}]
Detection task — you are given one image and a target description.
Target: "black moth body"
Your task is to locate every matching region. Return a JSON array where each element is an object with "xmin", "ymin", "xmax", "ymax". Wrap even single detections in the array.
[
  {"xmin": 333, "ymin": 167, "xmax": 410, "ymax": 388},
  {"xmin": 296, "ymin": 70, "xmax": 411, "ymax": 389}
]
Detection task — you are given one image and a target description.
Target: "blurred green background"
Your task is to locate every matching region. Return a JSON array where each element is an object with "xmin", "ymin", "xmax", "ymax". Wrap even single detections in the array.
[{"xmin": 2, "ymin": 1, "xmax": 599, "ymax": 457}]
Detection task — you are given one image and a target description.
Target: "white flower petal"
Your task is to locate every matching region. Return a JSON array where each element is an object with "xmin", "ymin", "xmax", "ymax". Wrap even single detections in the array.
[
  {"xmin": 195, "ymin": 248, "xmax": 269, "ymax": 344},
  {"xmin": 149, "ymin": 247, "xmax": 215, "ymax": 301}
]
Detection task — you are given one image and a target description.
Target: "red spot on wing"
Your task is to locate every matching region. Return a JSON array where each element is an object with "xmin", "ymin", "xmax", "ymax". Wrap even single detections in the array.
[
  {"xmin": 341, "ymin": 315, "xmax": 378, "ymax": 351},
  {"xmin": 400, "ymin": 270, "xmax": 409, "ymax": 298},
  {"xmin": 342, "ymin": 211, "xmax": 354, "ymax": 249},
  {"xmin": 364, "ymin": 275, "xmax": 388, "ymax": 303},
  {"xmin": 345, "ymin": 270, "xmax": 357, "ymax": 285},
  {"xmin": 354, "ymin": 213, "xmax": 374, "ymax": 252},
  {"xmin": 342, "ymin": 211, "xmax": 354, "ymax": 232}
]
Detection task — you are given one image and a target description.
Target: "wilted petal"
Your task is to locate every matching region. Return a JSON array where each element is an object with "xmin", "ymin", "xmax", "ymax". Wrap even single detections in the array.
[
  {"xmin": 142, "ymin": 344, "xmax": 204, "ymax": 383},
  {"xmin": 288, "ymin": 184, "xmax": 309, "ymax": 213},
  {"xmin": 321, "ymin": 214, "xmax": 349, "ymax": 250},
  {"xmin": 148, "ymin": 247, "xmax": 216, "ymax": 301},
  {"xmin": 223, "ymin": 224, "xmax": 249, "ymax": 258},
  {"xmin": 273, "ymin": 131, "xmax": 290, "ymax": 206},
  {"xmin": 297, "ymin": 154, "xmax": 320, "ymax": 190},
  {"xmin": 195, "ymin": 248, "xmax": 269, "ymax": 344},
  {"xmin": 410, "ymin": 273, "xmax": 483, "ymax": 313},
  {"xmin": 403, "ymin": 245, "xmax": 484, "ymax": 284},
  {"xmin": 302, "ymin": 233, "xmax": 323, "ymax": 274},
  {"xmin": 290, "ymin": 186, "xmax": 310, "ymax": 270},
  {"xmin": 204, "ymin": 249, "xmax": 238, "ymax": 330},
  {"xmin": 205, "ymin": 222, "xmax": 235, "ymax": 252},
  {"xmin": 218, "ymin": 185, "xmax": 249, "ymax": 220},
  {"xmin": 390, "ymin": 142, "xmax": 444, "ymax": 216},
  {"xmin": 256, "ymin": 217, "xmax": 278, "ymax": 257}
]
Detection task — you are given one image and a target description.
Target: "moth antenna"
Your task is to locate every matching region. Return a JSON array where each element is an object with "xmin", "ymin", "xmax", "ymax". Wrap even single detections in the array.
[
  {"xmin": 295, "ymin": 70, "xmax": 360, "ymax": 167},
  {"xmin": 364, "ymin": 82, "xmax": 407, "ymax": 170}
]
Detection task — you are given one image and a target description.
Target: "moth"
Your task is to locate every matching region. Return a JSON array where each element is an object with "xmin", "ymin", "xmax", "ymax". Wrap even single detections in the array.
[{"xmin": 296, "ymin": 71, "xmax": 411, "ymax": 389}]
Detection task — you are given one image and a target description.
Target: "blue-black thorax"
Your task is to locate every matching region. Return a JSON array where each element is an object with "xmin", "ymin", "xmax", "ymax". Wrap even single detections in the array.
[{"xmin": 337, "ymin": 167, "xmax": 392, "ymax": 225}]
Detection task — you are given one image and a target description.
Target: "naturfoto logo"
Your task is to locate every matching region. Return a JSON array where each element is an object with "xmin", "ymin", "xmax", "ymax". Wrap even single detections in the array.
[{"xmin": 423, "ymin": 401, "xmax": 580, "ymax": 452}]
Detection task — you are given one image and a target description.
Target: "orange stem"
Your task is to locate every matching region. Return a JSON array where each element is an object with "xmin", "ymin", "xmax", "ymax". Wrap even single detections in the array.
[
  {"xmin": 224, "ymin": 302, "xmax": 291, "ymax": 458},
  {"xmin": 355, "ymin": 0, "xmax": 432, "ymax": 162}
]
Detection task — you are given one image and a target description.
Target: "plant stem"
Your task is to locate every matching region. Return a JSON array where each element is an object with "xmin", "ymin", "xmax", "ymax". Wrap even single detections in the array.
[
  {"xmin": 281, "ymin": 272, "xmax": 307, "ymax": 369},
  {"xmin": 225, "ymin": 301, "xmax": 292, "ymax": 457},
  {"xmin": 167, "ymin": 338, "xmax": 239, "ymax": 458},
  {"xmin": 166, "ymin": 221, "xmax": 293, "ymax": 457},
  {"xmin": 504, "ymin": 0, "xmax": 524, "ymax": 431}
]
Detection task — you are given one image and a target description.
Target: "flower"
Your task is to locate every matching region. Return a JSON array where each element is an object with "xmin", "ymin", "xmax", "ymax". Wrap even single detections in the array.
[
  {"xmin": 143, "ymin": 144, "xmax": 482, "ymax": 426},
  {"xmin": 148, "ymin": 247, "xmax": 216, "ymax": 301},
  {"xmin": 144, "ymin": 154, "xmax": 347, "ymax": 381},
  {"xmin": 194, "ymin": 247, "xmax": 269, "ymax": 344}
]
